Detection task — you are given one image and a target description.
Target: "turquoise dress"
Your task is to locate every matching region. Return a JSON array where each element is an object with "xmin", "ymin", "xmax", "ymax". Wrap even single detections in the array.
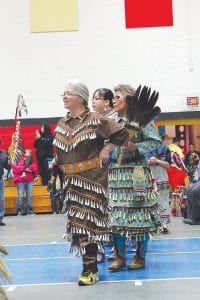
[{"xmin": 109, "ymin": 117, "xmax": 163, "ymax": 240}]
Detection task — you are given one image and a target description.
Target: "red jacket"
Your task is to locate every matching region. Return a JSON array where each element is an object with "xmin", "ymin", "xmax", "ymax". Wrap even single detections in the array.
[{"xmin": 12, "ymin": 156, "xmax": 37, "ymax": 185}]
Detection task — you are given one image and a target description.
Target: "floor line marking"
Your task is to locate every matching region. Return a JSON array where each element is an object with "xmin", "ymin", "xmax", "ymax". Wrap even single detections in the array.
[
  {"xmin": 5, "ymin": 256, "xmax": 75, "ymax": 261},
  {"xmin": 1, "ymin": 235, "xmax": 65, "ymax": 240},
  {"xmin": 2, "ymin": 242, "xmax": 67, "ymax": 247},
  {"xmin": 4, "ymin": 250, "xmax": 200, "ymax": 262},
  {"xmin": 3, "ymin": 236, "xmax": 200, "ymax": 247},
  {"xmin": 3, "ymin": 276, "xmax": 200, "ymax": 288}
]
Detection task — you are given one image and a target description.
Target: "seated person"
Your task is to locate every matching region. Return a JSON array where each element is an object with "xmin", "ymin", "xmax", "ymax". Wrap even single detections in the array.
[{"xmin": 183, "ymin": 182, "xmax": 200, "ymax": 225}]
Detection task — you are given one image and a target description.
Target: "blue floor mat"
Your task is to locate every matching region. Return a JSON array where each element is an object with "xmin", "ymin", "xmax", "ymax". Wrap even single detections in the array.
[{"xmin": 4, "ymin": 238, "xmax": 200, "ymax": 285}]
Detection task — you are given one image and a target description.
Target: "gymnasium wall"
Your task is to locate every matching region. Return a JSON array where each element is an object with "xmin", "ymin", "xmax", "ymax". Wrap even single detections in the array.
[
  {"xmin": 0, "ymin": 0, "xmax": 200, "ymax": 121},
  {"xmin": 0, "ymin": 118, "xmax": 58, "ymax": 153}
]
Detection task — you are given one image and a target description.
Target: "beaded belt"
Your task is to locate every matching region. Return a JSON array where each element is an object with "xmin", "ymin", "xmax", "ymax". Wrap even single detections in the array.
[{"xmin": 58, "ymin": 157, "xmax": 100, "ymax": 174}]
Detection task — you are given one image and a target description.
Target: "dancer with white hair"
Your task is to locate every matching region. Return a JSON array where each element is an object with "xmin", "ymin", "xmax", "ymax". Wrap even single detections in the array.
[{"xmin": 53, "ymin": 79, "xmax": 128, "ymax": 285}]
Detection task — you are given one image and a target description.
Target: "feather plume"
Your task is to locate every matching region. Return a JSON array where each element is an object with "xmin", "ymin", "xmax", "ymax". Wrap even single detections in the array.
[
  {"xmin": 11, "ymin": 121, "xmax": 25, "ymax": 164},
  {"xmin": 17, "ymin": 94, "xmax": 28, "ymax": 117},
  {"xmin": 126, "ymin": 85, "xmax": 161, "ymax": 129}
]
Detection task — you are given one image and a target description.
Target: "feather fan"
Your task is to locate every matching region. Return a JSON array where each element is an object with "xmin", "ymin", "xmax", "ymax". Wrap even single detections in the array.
[{"xmin": 126, "ymin": 85, "xmax": 161, "ymax": 130}]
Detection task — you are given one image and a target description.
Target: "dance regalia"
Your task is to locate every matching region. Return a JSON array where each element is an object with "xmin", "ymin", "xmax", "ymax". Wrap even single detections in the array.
[
  {"xmin": 109, "ymin": 118, "xmax": 163, "ymax": 240},
  {"xmin": 100, "ymin": 108, "xmax": 117, "ymax": 119},
  {"xmin": 107, "ymin": 85, "xmax": 166, "ymax": 272},
  {"xmin": 53, "ymin": 110, "xmax": 128, "ymax": 247},
  {"xmin": 108, "ymin": 86, "xmax": 164, "ymax": 241},
  {"xmin": 146, "ymin": 145, "xmax": 171, "ymax": 226},
  {"xmin": 166, "ymin": 145, "xmax": 189, "ymax": 216}
]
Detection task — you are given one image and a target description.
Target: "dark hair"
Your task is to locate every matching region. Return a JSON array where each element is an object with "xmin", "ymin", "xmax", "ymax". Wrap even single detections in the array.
[
  {"xmin": 161, "ymin": 134, "xmax": 170, "ymax": 142},
  {"xmin": 41, "ymin": 124, "xmax": 52, "ymax": 134},
  {"xmin": 92, "ymin": 88, "xmax": 114, "ymax": 108},
  {"xmin": 173, "ymin": 137, "xmax": 180, "ymax": 143}
]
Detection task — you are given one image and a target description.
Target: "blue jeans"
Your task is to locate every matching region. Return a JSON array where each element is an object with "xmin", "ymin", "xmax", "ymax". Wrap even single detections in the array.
[
  {"xmin": 0, "ymin": 178, "xmax": 5, "ymax": 222},
  {"xmin": 16, "ymin": 181, "xmax": 33, "ymax": 213}
]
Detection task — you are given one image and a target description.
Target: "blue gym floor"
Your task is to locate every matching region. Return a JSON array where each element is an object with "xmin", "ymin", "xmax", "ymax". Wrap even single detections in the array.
[{"xmin": 4, "ymin": 237, "xmax": 200, "ymax": 286}]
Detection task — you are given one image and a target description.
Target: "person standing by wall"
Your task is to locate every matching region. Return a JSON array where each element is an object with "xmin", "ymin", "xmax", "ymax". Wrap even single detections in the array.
[
  {"xmin": 0, "ymin": 141, "xmax": 10, "ymax": 226},
  {"xmin": 108, "ymin": 84, "xmax": 163, "ymax": 271},
  {"xmin": 12, "ymin": 149, "xmax": 37, "ymax": 215},
  {"xmin": 34, "ymin": 124, "xmax": 53, "ymax": 185},
  {"xmin": 53, "ymin": 79, "xmax": 128, "ymax": 286}
]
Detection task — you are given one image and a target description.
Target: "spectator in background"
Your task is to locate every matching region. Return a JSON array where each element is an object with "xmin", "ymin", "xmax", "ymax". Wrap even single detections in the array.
[
  {"xmin": 186, "ymin": 155, "xmax": 198, "ymax": 184},
  {"xmin": 12, "ymin": 149, "xmax": 37, "ymax": 215},
  {"xmin": 183, "ymin": 182, "xmax": 200, "ymax": 225},
  {"xmin": 184, "ymin": 143, "xmax": 200, "ymax": 167},
  {"xmin": 34, "ymin": 124, "xmax": 53, "ymax": 185},
  {"xmin": 0, "ymin": 141, "xmax": 10, "ymax": 226}
]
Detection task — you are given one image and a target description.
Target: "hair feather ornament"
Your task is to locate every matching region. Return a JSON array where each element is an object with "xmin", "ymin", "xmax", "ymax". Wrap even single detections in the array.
[{"xmin": 125, "ymin": 85, "xmax": 161, "ymax": 134}]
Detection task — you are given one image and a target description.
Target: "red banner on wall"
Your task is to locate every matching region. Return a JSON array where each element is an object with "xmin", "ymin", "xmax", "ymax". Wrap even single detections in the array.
[{"xmin": 125, "ymin": 0, "xmax": 173, "ymax": 28}]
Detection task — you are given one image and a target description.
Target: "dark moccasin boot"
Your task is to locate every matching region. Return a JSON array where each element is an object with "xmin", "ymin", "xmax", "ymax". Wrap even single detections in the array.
[{"xmin": 183, "ymin": 218, "xmax": 200, "ymax": 225}]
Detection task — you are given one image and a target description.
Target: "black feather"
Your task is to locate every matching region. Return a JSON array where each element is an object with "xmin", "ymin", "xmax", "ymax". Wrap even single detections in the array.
[
  {"xmin": 126, "ymin": 85, "xmax": 141, "ymax": 122},
  {"xmin": 125, "ymin": 85, "xmax": 161, "ymax": 128}
]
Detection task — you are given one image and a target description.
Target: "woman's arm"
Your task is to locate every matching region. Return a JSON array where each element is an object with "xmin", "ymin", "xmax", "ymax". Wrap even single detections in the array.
[
  {"xmin": 99, "ymin": 143, "xmax": 116, "ymax": 166},
  {"xmin": 148, "ymin": 156, "xmax": 170, "ymax": 169}
]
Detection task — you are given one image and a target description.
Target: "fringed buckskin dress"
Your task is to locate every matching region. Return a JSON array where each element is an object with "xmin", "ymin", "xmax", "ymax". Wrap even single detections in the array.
[{"xmin": 53, "ymin": 110, "xmax": 128, "ymax": 245}]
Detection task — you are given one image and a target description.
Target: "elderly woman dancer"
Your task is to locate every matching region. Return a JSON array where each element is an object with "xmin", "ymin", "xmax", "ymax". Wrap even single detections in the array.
[
  {"xmin": 53, "ymin": 79, "xmax": 128, "ymax": 285},
  {"xmin": 108, "ymin": 84, "xmax": 164, "ymax": 271}
]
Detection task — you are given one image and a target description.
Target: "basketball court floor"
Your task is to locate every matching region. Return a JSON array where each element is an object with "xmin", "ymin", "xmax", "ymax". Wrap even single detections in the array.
[{"xmin": 1, "ymin": 214, "xmax": 200, "ymax": 300}]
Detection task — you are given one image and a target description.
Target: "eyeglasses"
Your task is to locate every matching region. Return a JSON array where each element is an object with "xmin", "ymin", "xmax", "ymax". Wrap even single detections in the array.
[
  {"xmin": 61, "ymin": 92, "xmax": 79, "ymax": 97},
  {"xmin": 114, "ymin": 95, "xmax": 122, "ymax": 100}
]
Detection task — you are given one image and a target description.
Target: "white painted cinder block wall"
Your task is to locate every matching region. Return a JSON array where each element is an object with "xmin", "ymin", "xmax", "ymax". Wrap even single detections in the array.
[{"xmin": 0, "ymin": 0, "xmax": 200, "ymax": 119}]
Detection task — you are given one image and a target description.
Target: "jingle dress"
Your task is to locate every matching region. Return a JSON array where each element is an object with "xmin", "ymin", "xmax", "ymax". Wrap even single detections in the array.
[
  {"xmin": 147, "ymin": 145, "xmax": 171, "ymax": 225},
  {"xmin": 109, "ymin": 117, "xmax": 164, "ymax": 240}
]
